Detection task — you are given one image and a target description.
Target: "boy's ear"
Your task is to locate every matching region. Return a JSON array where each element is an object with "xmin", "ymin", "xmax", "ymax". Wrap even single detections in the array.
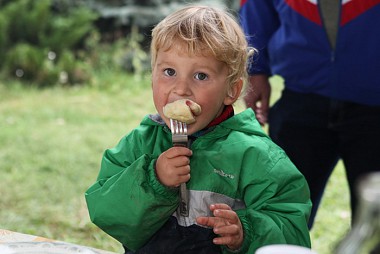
[{"xmin": 224, "ymin": 78, "xmax": 243, "ymax": 105}]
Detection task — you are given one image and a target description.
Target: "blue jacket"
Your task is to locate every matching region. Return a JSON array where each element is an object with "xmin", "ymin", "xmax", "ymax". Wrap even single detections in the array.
[{"xmin": 239, "ymin": 0, "xmax": 380, "ymax": 106}]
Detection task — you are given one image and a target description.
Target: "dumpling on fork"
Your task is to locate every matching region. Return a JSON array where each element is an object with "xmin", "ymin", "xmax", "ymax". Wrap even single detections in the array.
[{"xmin": 163, "ymin": 99, "xmax": 202, "ymax": 124}]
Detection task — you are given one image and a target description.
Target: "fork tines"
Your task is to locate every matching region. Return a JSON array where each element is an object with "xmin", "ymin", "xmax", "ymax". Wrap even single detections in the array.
[{"xmin": 170, "ymin": 119, "xmax": 188, "ymax": 147}]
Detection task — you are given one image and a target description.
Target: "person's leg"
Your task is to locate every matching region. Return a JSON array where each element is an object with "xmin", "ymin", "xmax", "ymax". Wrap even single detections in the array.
[
  {"xmin": 269, "ymin": 89, "xmax": 340, "ymax": 228},
  {"xmin": 334, "ymin": 101, "xmax": 380, "ymax": 222}
]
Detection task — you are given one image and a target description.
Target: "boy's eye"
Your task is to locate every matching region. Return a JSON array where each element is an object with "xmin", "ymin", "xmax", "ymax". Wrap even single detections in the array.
[
  {"xmin": 164, "ymin": 68, "xmax": 176, "ymax": 76},
  {"xmin": 194, "ymin": 72, "xmax": 208, "ymax": 81}
]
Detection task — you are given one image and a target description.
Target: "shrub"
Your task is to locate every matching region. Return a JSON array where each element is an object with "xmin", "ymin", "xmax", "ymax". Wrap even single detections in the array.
[
  {"xmin": 0, "ymin": 0, "xmax": 98, "ymax": 86},
  {"xmin": 0, "ymin": 11, "xmax": 8, "ymax": 63}
]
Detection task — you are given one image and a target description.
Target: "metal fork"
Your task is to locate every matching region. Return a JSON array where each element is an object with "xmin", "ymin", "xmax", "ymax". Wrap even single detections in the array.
[{"xmin": 170, "ymin": 118, "xmax": 189, "ymax": 217}]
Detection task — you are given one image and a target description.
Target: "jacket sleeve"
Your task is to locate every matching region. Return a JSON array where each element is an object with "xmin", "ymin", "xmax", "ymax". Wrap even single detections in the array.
[
  {"xmin": 85, "ymin": 135, "xmax": 179, "ymax": 251},
  {"xmin": 239, "ymin": 0, "xmax": 280, "ymax": 75},
  {"xmin": 232, "ymin": 149, "xmax": 311, "ymax": 253}
]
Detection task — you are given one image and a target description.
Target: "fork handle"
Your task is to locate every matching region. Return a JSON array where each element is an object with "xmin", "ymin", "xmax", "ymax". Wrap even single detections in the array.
[
  {"xmin": 179, "ymin": 183, "xmax": 189, "ymax": 217},
  {"xmin": 173, "ymin": 141, "xmax": 188, "ymax": 148},
  {"xmin": 173, "ymin": 142, "xmax": 190, "ymax": 217}
]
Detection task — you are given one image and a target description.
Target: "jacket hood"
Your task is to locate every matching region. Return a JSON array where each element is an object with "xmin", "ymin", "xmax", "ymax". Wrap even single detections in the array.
[{"xmin": 219, "ymin": 108, "xmax": 268, "ymax": 138}]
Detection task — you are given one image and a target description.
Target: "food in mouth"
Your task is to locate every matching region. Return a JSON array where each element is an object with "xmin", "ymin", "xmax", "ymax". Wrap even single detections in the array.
[{"xmin": 163, "ymin": 99, "xmax": 201, "ymax": 124}]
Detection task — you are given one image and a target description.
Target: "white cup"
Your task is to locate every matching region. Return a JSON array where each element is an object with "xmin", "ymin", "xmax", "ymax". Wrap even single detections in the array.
[{"xmin": 255, "ymin": 244, "xmax": 318, "ymax": 254}]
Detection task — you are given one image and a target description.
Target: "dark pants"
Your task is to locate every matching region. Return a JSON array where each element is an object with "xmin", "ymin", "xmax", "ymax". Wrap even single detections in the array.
[
  {"xmin": 124, "ymin": 216, "xmax": 221, "ymax": 254},
  {"xmin": 269, "ymin": 89, "xmax": 380, "ymax": 228}
]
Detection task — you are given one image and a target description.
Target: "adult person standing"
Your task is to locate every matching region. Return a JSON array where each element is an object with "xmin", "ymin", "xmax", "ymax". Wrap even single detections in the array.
[{"xmin": 239, "ymin": 0, "xmax": 380, "ymax": 228}]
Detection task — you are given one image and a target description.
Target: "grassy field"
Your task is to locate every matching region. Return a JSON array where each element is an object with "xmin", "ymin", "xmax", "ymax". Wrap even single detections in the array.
[{"xmin": 0, "ymin": 75, "xmax": 350, "ymax": 253}]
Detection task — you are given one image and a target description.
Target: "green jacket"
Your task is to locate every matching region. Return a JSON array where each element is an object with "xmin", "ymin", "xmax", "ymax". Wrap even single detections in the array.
[{"xmin": 85, "ymin": 109, "xmax": 311, "ymax": 253}]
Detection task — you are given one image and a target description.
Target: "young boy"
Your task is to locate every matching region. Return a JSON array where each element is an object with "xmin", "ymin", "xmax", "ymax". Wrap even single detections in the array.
[{"xmin": 85, "ymin": 5, "xmax": 311, "ymax": 254}]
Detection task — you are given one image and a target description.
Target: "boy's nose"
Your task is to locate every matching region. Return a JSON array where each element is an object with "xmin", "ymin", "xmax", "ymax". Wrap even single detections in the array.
[{"xmin": 174, "ymin": 78, "xmax": 192, "ymax": 96}]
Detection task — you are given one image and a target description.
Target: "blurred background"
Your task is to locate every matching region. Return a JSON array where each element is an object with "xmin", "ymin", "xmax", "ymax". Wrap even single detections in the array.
[
  {"xmin": 0, "ymin": 0, "xmax": 238, "ymax": 86},
  {"xmin": 0, "ymin": 1, "xmax": 350, "ymax": 254}
]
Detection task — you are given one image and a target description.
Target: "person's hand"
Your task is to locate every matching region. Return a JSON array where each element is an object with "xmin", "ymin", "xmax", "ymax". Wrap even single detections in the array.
[
  {"xmin": 155, "ymin": 147, "xmax": 192, "ymax": 187},
  {"xmin": 196, "ymin": 204, "xmax": 243, "ymax": 251},
  {"xmin": 244, "ymin": 74, "xmax": 271, "ymax": 125}
]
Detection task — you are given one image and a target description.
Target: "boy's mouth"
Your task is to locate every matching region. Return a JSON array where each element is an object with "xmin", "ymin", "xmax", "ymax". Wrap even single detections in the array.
[{"xmin": 163, "ymin": 99, "xmax": 202, "ymax": 124}]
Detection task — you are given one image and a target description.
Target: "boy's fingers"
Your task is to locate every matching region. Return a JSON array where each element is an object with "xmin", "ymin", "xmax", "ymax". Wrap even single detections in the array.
[
  {"xmin": 173, "ymin": 156, "xmax": 191, "ymax": 167},
  {"xmin": 167, "ymin": 147, "xmax": 192, "ymax": 158},
  {"xmin": 213, "ymin": 223, "xmax": 240, "ymax": 235},
  {"xmin": 196, "ymin": 216, "xmax": 223, "ymax": 228},
  {"xmin": 210, "ymin": 203, "xmax": 232, "ymax": 211},
  {"xmin": 213, "ymin": 235, "xmax": 236, "ymax": 246},
  {"xmin": 213, "ymin": 209, "xmax": 239, "ymax": 224},
  {"xmin": 196, "ymin": 215, "xmax": 233, "ymax": 229}
]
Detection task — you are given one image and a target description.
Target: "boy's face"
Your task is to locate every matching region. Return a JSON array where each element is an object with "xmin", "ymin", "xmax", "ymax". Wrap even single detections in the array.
[{"xmin": 152, "ymin": 44, "xmax": 241, "ymax": 135}]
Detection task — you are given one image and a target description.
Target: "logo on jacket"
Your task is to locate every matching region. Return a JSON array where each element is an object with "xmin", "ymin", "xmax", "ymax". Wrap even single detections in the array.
[
  {"xmin": 285, "ymin": 0, "xmax": 380, "ymax": 26},
  {"xmin": 214, "ymin": 169, "xmax": 235, "ymax": 179}
]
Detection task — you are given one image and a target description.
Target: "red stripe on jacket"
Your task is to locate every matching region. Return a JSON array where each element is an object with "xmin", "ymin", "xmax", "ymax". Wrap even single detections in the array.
[
  {"xmin": 285, "ymin": 0, "xmax": 321, "ymax": 25},
  {"xmin": 341, "ymin": 0, "xmax": 380, "ymax": 25}
]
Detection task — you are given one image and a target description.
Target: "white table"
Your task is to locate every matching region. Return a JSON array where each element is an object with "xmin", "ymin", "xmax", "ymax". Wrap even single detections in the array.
[{"xmin": 0, "ymin": 229, "xmax": 117, "ymax": 254}]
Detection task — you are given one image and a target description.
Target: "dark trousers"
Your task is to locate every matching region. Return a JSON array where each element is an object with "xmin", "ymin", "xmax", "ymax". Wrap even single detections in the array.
[
  {"xmin": 269, "ymin": 89, "xmax": 380, "ymax": 228},
  {"xmin": 124, "ymin": 216, "xmax": 221, "ymax": 254}
]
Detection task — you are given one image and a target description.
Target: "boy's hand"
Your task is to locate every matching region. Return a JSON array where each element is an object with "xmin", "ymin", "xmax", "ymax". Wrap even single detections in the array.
[
  {"xmin": 156, "ymin": 147, "xmax": 192, "ymax": 187},
  {"xmin": 196, "ymin": 204, "xmax": 244, "ymax": 251}
]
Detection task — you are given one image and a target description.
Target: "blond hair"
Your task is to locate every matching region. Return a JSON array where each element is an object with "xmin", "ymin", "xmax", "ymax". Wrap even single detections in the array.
[{"xmin": 150, "ymin": 5, "xmax": 254, "ymax": 90}]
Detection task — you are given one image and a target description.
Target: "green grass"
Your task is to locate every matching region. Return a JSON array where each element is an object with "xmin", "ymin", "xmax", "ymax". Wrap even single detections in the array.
[{"xmin": 0, "ymin": 75, "xmax": 350, "ymax": 254}]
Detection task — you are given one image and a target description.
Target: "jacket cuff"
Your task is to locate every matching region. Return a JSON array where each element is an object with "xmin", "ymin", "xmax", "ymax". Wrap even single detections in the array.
[
  {"xmin": 149, "ymin": 158, "xmax": 178, "ymax": 200},
  {"xmin": 221, "ymin": 212, "xmax": 252, "ymax": 254}
]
